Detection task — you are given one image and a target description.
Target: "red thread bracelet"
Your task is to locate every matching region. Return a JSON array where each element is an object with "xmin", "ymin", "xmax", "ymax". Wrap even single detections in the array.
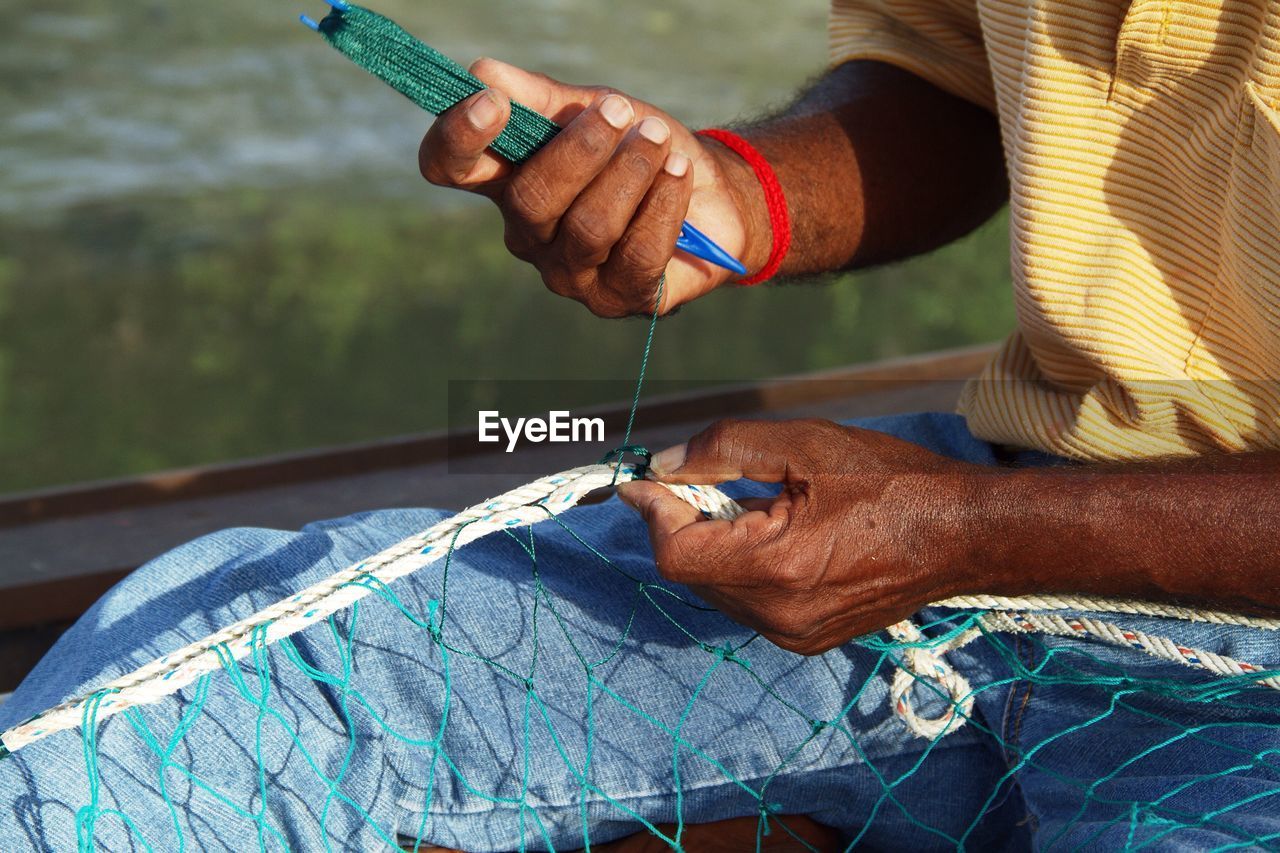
[{"xmin": 696, "ymin": 128, "xmax": 791, "ymax": 285}]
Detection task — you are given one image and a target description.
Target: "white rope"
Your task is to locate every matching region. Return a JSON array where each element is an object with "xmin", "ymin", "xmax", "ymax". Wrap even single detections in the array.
[
  {"xmin": 974, "ymin": 611, "xmax": 1280, "ymax": 690},
  {"xmin": 884, "ymin": 619, "xmax": 976, "ymax": 741},
  {"xmin": 0, "ymin": 464, "xmax": 742, "ymax": 755},
  {"xmin": 2, "ymin": 469, "xmax": 1276, "ymax": 755},
  {"xmin": 1, "ymin": 464, "xmax": 625, "ymax": 754},
  {"xmin": 934, "ymin": 594, "xmax": 1280, "ymax": 630}
]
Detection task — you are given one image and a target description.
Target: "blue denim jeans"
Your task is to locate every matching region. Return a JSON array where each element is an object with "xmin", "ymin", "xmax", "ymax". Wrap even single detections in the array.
[{"xmin": 1, "ymin": 413, "xmax": 1278, "ymax": 851}]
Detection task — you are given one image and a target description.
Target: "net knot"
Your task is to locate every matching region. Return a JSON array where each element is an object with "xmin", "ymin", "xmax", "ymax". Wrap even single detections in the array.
[
  {"xmin": 700, "ymin": 642, "xmax": 741, "ymax": 663},
  {"xmin": 599, "ymin": 446, "xmax": 652, "ymax": 481}
]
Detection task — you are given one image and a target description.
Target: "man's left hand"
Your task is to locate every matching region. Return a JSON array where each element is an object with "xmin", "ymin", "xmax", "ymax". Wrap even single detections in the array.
[{"xmin": 617, "ymin": 419, "xmax": 989, "ymax": 655}]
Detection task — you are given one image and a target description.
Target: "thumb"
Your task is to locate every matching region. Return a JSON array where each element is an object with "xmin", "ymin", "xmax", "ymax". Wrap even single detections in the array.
[
  {"xmin": 469, "ymin": 57, "xmax": 599, "ymax": 125},
  {"xmin": 649, "ymin": 420, "xmax": 799, "ymax": 485}
]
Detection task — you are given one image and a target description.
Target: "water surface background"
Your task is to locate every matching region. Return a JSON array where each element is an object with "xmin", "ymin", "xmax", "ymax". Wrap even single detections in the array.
[{"xmin": 0, "ymin": 0, "xmax": 1012, "ymax": 493}]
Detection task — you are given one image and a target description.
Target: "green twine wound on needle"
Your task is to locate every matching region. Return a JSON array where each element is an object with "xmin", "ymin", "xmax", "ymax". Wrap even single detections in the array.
[
  {"xmin": 312, "ymin": 3, "xmax": 560, "ymax": 164},
  {"xmin": 310, "ymin": 3, "xmax": 669, "ymax": 485}
]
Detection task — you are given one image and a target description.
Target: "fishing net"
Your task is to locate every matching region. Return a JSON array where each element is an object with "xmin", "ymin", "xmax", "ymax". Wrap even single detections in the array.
[
  {"xmin": 3, "ymin": 3, "xmax": 1280, "ymax": 851},
  {"xmin": 6, "ymin": 444, "xmax": 1280, "ymax": 851}
]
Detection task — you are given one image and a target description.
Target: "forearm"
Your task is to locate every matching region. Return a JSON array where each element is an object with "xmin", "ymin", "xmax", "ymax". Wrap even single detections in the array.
[
  {"xmin": 957, "ymin": 453, "xmax": 1280, "ymax": 616},
  {"xmin": 710, "ymin": 61, "xmax": 1008, "ymax": 277}
]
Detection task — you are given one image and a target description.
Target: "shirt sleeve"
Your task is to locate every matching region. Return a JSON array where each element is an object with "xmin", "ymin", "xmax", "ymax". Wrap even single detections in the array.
[{"xmin": 829, "ymin": 0, "xmax": 995, "ymax": 111}]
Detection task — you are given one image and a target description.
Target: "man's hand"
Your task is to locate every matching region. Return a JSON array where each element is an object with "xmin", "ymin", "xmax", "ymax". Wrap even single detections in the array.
[
  {"xmin": 621, "ymin": 419, "xmax": 1280, "ymax": 655},
  {"xmin": 617, "ymin": 419, "xmax": 986, "ymax": 655},
  {"xmin": 418, "ymin": 58, "xmax": 769, "ymax": 317},
  {"xmin": 419, "ymin": 60, "xmax": 1008, "ymax": 315}
]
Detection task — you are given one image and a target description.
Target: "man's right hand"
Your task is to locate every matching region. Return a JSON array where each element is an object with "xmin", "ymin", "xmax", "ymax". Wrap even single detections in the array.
[{"xmin": 418, "ymin": 58, "xmax": 768, "ymax": 318}]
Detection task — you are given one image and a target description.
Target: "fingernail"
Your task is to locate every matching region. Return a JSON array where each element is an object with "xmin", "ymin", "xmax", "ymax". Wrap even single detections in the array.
[
  {"xmin": 469, "ymin": 90, "xmax": 503, "ymax": 130},
  {"xmin": 650, "ymin": 444, "xmax": 687, "ymax": 476},
  {"xmin": 663, "ymin": 152, "xmax": 690, "ymax": 177},
  {"xmin": 638, "ymin": 116, "xmax": 670, "ymax": 145},
  {"xmin": 600, "ymin": 94, "xmax": 635, "ymax": 129}
]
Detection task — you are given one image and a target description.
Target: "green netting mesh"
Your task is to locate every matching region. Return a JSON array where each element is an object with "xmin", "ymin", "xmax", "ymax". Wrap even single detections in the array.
[{"xmin": 57, "ymin": 528, "xmax": 1280, "ymax": 850}]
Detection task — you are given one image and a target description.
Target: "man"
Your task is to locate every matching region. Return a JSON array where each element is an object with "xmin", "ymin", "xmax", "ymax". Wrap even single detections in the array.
[
  {"xmin": 3, "ymin": 1, "xmax": 1280, "ymax": 850},
  {"xmin": 417, "ymin": 2, "xmax": 1280, "ymax": 675}
]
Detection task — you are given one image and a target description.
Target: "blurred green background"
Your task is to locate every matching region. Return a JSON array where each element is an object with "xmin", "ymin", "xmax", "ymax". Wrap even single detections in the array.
[{"xmin": 0, "ymin": 0, "xmax": 1013, "ymax": 494}]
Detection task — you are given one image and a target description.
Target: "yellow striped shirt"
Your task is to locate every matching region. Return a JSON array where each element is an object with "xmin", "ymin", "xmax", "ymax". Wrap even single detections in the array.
[{"xmin": 830, "ymin": 0, "xmax": 1280, "ymax": 460}]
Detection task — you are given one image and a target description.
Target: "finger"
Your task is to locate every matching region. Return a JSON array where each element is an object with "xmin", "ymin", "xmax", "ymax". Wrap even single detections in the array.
[
  {"xmin": 501, "ymin": 93, "xmax": 636, "ymax": 246},
  {"xmin": 556, "ymin": 117, "xmax": 672, "ymax": 270},
  {"xmin": 618, "ymin": 481, "xmax": 788, "ymax": 585},
  {"xmin": 617, "ymin": 480, "xmax": 735, "ymax": 583},
  {"xmin": 616, "ymin": 480, "xmax": 705, "ymax": 537},
  {"xmin": 573, "ymin": 285, "xmax": 645, "ymax": 319},
  {"xmin": 649, "ymin": 420, "xmax": 817, "ymax": 485},
  {"xmin": 539, "ymin": 266, "xmax": 638, "ymax": 320},
  {"xmin": 419, "ymin": 89, "xmax": 513, "ymax": 194},
  {"xmin": 600, "ymin": 150, "xmax": 693, "ymax": 313},
  {"xmin": 470, "ymin": 57, "xmax": 603, "ymax": 124}
]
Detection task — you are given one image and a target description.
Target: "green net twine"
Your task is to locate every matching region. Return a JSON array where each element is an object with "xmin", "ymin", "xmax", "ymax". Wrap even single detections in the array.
[
  {"xmin": 313, "ymin": 1, "xmax": 672, "ymax": 476},
  {"xmin": 313, "ymin": 3, "xmax": 560, "ymax": 164}
]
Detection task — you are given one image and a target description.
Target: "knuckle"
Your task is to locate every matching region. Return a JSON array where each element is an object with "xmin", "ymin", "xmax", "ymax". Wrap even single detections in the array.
[
  {"xmin": 535, "ymin": 253, "xmax": 599, "ymax": 300},
  {"xmin": 503, "ymin": 224, "xmax": 537, "ymax": 260},
  {"xmin": 503, "ymin": 173, "xmax": 556, "ymax": 229},
  {"xmin": 584, "ymin": 291, "xmax": 632, "ymax": 319},
  {"xmin": 572, "ymin": 122, "xmax": 619, "ymax": 161},
  {"xmin": 649, "ymin": 169, "xmax": 687, "ymax": 211},
  {"xmin": 542, "ymin": 274, "xmax": 573, "ymax": 300},
  {"xmin": 589, "ymin": 85, "xmax": 623, "ymax": 101},
  {"xmin": 791, "ymin": 418, "xmax": 843, "ymax": 465},
  {"xmin": 529, "ymin": 70, "xmax": 563, "ymax": 91},
  {"xmin": 614, "ymin": 230, "xmax": 669, "ymax": 275},
  {"xmin": 601, "ymin": 279, "xmax": 660, "ymax": 318},
  {"xmin": 771, "ymin": 564, "xmax": 811, "ymax": 593},
  {"xmin": 764, "ymin": 610, "xmax": 808, "ymax": 642},
  {"xmin": 598, "ymin": 275, "xmax": 658, "ymax": 317},
  {"xmin": 539, "ymin": 268, "xmax": 578, "ymax": 300},
  {"xmin": 698, "ymin": 419, "xmax": 747, "ymax": 459},
  {"xmin": 622, "ymin": 148, "xmax": 659, "ymax": 180},
  {"xmin": 469, "ymin": 57, "xmax": 502, "ymax": 79},
  {"xmin": 561, "ymin": 209, "xmax": 615, "ymax": 259}
]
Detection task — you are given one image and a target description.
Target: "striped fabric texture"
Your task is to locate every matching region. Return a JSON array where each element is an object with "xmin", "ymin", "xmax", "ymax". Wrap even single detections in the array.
[{"xmin": 830, "ymin": 0, "xmax": 1280, "ymax": 460}]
